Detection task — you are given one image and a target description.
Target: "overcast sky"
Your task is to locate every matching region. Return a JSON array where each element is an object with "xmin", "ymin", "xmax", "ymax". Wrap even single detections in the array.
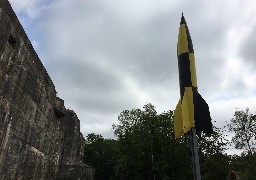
[{"xmin": 8, "ymin": 0, "xmax": 256, "ymax": 153}]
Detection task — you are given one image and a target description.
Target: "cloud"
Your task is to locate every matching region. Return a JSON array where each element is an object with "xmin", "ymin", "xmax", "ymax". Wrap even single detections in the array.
[
  {"xmin": 8, "ymin": 0, "xmax": 256, "ymax": 145},
  {"xmin": 239, "ymin": 25, "xmax": 256, "ymax": 68},
  {"xmin": 9, "ymin": 0, "xmax": 39, "ymax": 18},
  {"xmin": 210, "ymin": 96, "xmax": 256, "ymax": 128},
  {"xmin": 8, "ymin": 0, "xmax": 53, "ymax": 53}
]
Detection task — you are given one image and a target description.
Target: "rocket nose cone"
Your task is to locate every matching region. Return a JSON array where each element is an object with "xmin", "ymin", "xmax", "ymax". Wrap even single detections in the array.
[{"xmin": 180, "ymin": 13, "xmax": 186, "ymax": 25}]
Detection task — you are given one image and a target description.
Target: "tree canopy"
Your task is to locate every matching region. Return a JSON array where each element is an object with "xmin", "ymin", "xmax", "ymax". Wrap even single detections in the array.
[
  {"xmin": 227, "ymin": 108, "xmax": 256, "ymax": 155},
  {"xmin": 84, "ymin": 104, "xmax": 256, "ymax": 180}
]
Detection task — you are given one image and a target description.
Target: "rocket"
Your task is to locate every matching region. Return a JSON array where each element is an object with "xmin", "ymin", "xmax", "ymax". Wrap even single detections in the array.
[{"xmin": 174, "ymin": 14, "xmax": 213, "ymax": 138}]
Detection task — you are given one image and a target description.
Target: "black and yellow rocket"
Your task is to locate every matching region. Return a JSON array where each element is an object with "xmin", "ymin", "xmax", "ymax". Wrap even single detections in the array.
[{"xmin": 174, "ymin": 14, "xmax": 213, "ymax": 138}]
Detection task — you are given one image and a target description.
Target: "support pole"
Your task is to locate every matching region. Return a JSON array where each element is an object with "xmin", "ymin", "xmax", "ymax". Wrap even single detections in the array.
[{"xmin": 190, "ymin": 128, "xmax": 201, "ymax": 180}]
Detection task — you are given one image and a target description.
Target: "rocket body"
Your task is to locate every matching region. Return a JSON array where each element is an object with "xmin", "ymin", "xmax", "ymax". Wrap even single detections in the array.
[{"xmin": 174, "ymin": 14, "xmax": 213, "ymax": 138}]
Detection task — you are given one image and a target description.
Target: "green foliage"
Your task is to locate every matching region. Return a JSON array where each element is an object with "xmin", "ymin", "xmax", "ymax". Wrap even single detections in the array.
[
  {"xmin": 227, "ymin": 108, "xmax": 256, "ymax": 154},
  {"xmin": 229, "ymin": 153, "xmax": 256, "ymax": 179},
  {"xmin": 84, "ymin": 133, "xmax": 119, "ymax": 180},
  {"xmin": 113, "ymin": 103, "xmax": 193, "ymax": 179},
  {"xmin": 201, "ymin": 153, "xmax": 230, "ymax": 180},
  {"xmin": 198, "ymin": 127, "xmax": 230, "ymax": 180},
  {"xmin": 83, "ymin": 105, "xmax": 256, "ymax": 180},
  {"xmin": 198, "ymin": 126, "xmax": 228, "ymax": 156},
  {"xmin": 225, "ymin": 108, "xmax": 256, "ymax": 179}
]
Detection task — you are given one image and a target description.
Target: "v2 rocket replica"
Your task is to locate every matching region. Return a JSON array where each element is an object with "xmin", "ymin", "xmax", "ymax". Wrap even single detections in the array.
[{"xmin": 174, "ymin": 14, "xmax": 213, "ymax": 138}]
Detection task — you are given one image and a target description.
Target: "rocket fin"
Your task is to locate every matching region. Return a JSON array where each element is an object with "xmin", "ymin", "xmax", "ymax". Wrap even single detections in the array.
[
  {"xmin": 174, "ymin": 87, "xmax": 196, "ymax": 139},
  {"xmin": 174, "ymin": 100, "xmax": 183, "ymax": 138},
  {"xmin": 194, "ymin": 92, "xmax": 213, "ymax": 135}
]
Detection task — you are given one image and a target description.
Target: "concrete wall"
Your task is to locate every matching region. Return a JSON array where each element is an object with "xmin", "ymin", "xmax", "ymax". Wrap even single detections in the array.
[{"xmin": 0, "ymin": 0, "xmax": 94, "ymax": 179}]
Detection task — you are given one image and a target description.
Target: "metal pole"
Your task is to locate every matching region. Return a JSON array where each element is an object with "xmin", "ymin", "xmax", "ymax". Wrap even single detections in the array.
[{"xmin": 190, "ymin": 128, "xmax": 201, "ymax": 180}]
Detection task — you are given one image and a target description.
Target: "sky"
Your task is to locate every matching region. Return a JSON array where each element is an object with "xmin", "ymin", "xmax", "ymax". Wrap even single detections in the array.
[{"xmin": 8, "ymin": 0, "xmax": 256, "ymax": 154}]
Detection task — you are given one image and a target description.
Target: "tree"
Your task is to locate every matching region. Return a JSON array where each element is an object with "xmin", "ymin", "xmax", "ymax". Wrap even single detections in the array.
[
  {"xmin": 201, "ymin": 153, "xmax": 230, "ymax": 180},
  {"xmin": 84, "ymin": 104, "xmax": 249, "ymax": 180},
  {"xmin": 198, "ymin": 126, "xmax": 228, "ymax": 156},
  {"xmin": 198, "ymin": 126, "xmax": 230, "ymax": 180},
  {"xmin": 84, "ymin": 133, "xmax": 119, "ymax": 180},
  {"xmin": 227, "ymin": 108, "xmax": 256, "ymax": 155},
  {"xmin": 229, "ymin": 152, "xmax": 256, "ymax": 179},
  {"xmin": 113, "ymin": 103, "xmax": 193, "ymax": 180}
]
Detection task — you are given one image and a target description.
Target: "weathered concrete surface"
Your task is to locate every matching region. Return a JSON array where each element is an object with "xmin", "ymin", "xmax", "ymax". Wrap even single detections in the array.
[{"xmin": 0, "ymin": 0, "xmax": 94, "ymax": 179}]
